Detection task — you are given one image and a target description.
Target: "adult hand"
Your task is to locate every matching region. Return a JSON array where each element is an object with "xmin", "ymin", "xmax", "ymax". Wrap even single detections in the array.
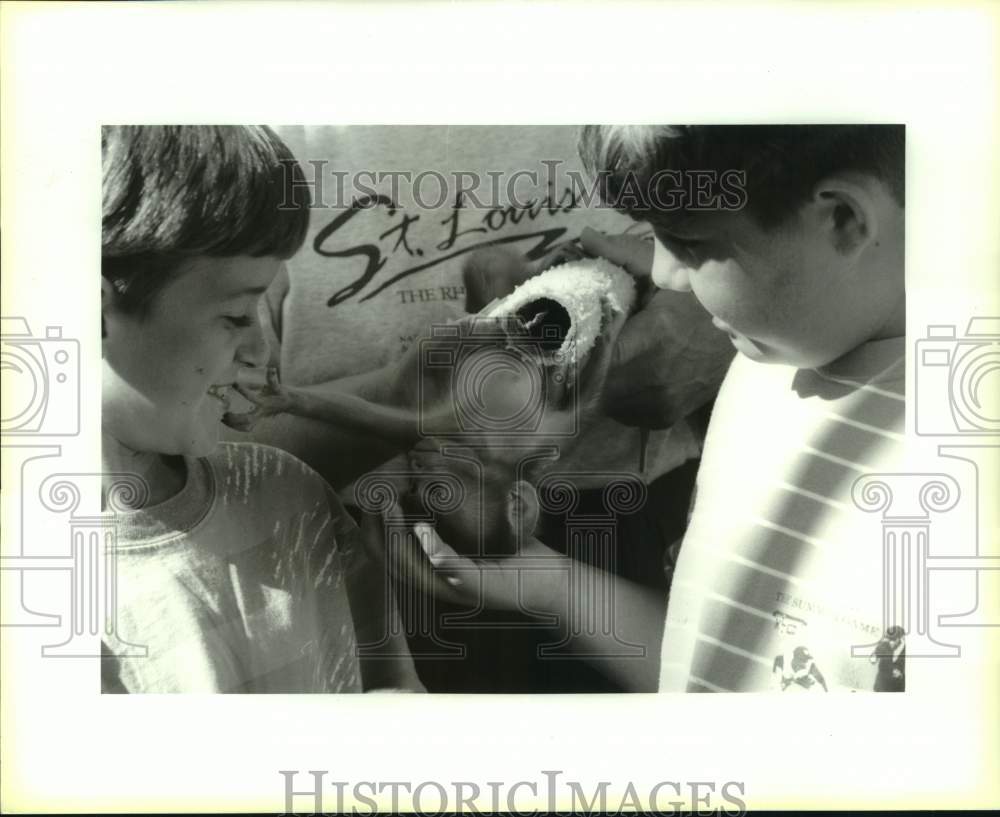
[
  {"xmin": 579, "ymin": 226, "xmax": 654, "ymax": 278},
  {"xmin": 461, "ymin": 233, "xmax": 615, "ymax": 314},
  {"xmin": 602, "ymin": 288, "xmax": 735, "ymax": 428},
  {"xmin": 577, "ymin": 228, "xmax": 736, "ymax": 428}
]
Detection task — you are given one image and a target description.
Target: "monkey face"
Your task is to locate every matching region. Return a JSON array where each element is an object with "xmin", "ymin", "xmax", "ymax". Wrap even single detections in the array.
[{"xmin": 407, "ymin": 439, "xmax": 520, "ymax": 557}]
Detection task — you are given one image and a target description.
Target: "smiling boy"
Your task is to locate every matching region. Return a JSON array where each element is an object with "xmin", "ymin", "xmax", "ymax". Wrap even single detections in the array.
[{"xmin": 101, "ymin": 126, "xmax": 421, "ymax": 693}]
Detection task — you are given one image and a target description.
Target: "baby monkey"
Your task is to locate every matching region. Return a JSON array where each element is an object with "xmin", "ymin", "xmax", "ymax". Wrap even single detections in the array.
[{"xmin": 229, "ymin": 243, "xmax": 628, "ymax": 557}]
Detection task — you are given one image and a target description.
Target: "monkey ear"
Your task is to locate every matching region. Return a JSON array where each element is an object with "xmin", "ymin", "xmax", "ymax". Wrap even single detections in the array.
[{"xmin": 506, "ymin": 479, "xmax": 541, "ymax": 544}]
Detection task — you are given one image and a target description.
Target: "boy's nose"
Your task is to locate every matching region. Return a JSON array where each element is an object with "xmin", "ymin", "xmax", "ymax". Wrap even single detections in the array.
[
  {"xmin": 651, "ymin": 252, "xmax": 693, "ymax": 292},
  {"xmin": 237, "ymin": 321, "xmax": 270, "ymax": 368}
]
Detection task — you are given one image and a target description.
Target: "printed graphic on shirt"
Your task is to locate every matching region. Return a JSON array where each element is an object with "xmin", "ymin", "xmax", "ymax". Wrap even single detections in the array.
[
  {"xmin": 660, "ymin": 344, "xmax": 906, "ymax": 693},
  {"xmin": 772, "ymin": 645, "xmax": 828, "ymax": 692},
  {"xmin": 868, "ymin": 626, "xmax": 906, "ymax": 692}
]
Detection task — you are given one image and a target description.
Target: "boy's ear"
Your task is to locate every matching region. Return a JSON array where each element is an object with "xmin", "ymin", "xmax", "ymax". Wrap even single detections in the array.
[
  {"xmin": 813, "ymin": 175, "xmax": 880, "ymax": 258},
  {"xmin": 505, "ymin": 479, "xmax": 540, "ymax": 544},
  {"xmin": 100, "ymin": 277, "xmax": 115, "ymax": 341}
]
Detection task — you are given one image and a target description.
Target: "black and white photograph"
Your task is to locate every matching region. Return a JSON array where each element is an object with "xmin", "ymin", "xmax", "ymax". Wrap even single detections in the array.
[
  {"xmin": 2, "ymin": 1, "xmax": 998, "ymax": 814},
  {"xmin": 98, "ymin": 123, "xmax": 907, "ymax": 696}
]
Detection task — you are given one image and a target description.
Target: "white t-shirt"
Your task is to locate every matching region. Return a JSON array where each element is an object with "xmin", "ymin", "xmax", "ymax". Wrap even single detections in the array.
[
  {"xmin": 103, "ymin": 443, "xmax": 363, "ymax": 693},
  {"xmin": 658, "ymin": 337, "xmax": 906, "ymax": 693}
]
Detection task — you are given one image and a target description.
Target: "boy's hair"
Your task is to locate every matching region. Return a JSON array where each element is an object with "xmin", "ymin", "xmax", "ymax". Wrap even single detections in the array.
[
  {"xmin": 102, "ymin": 125, "xmax": 310, "ymax": 313},
  {"xmin": 578, "ymin": 125, "xmax": 904, "ymax": 230}
]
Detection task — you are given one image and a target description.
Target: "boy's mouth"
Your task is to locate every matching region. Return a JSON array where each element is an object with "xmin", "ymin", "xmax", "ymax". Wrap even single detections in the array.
[
  {"xmin": 206, "ymin": 384, "xmax": 233, "ymax": 411},
  {"xmin": 208, "ymin": 383, "xmax": 256, "ymax": 420},
  {"xmin": 711, "ymin": 316, "xmax": 739, "ymax": 338}
]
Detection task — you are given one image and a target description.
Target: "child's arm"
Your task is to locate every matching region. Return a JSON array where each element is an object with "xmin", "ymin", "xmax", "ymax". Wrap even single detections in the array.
[{"xmin": 413, "ymin": 521, "xmax": 666, "ymax": 692}]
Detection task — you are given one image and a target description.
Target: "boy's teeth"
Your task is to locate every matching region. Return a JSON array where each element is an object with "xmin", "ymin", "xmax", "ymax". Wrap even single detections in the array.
[{"xmin": 207, "ymin": 385, "xmax": 232, "ymax": 408}]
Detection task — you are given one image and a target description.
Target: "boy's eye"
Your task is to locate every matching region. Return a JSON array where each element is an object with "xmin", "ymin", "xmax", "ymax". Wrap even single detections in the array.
[
  {"xmin": 662, "ymin": 234, "xmax": 704, "ymax": 256},
  {"xmin": 674, "ymin": 241, "xmax": 703, "ymax": 264},
  {"xmin": 223, "ymin": 315, "xmax": 254, "ymax": 328}
]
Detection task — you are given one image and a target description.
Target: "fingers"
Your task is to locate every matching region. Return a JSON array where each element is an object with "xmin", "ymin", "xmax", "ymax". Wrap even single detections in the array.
[
  {"xmin": 220, "ymin": 410, "xmax": 259, "ymax": 432},
  {"xmin": 530, "ymin": 238, "xmax": 590, "ymax": 275},
  {"xmin": 266, "ymin": 365, "xmax": 281, "ymax": 391},
  {"xmin": 579, "ymin": 226, "xmax": 609, "ymax": 257},
  {"xmin": 411, "ymin": 521, "xmax": 473, "ymax": 603},
  {"xmin": 574, "ymin": 305, "xmax": 629, "ymax": 412},
  {"xmin": 372, "ymin": 499, "xmax": 472, "ymax": 604},
  {"xmin": 579, "ymin": 326, "xmax": 617, "ymax": 404},
  {"xmin": 378, "ymin": 500, "xmax": 433, "ymax": 586},
  {"xmin": 220, "ymin": 384, "xmax": 265, "ymax": 431},
  {"xmin": 413, "ymin": 522, "xmax": 464, "ymax": 579},
  {"xmin": 232, "ymin": 382, "xmax": 259, "ymax": 403},
  {"xmin": 232, "ymin": 383, "xmax": 272, "ymax": 411},
  {"xmin": 235, "ymin": 365, "xmax": 271, "ymax": 391},
  {"xmin": 580, "ymin": 227, "xmax": 654, "ymax": 278},
  {"xmin": 232, "ymin": 380, "xmax": 300, "ymax": 418}
]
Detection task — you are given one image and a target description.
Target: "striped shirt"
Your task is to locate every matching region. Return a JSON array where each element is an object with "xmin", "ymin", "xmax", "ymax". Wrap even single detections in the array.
[{"xmin": 658, "ymin": 337, "xmax": 905, "ymax": 693}]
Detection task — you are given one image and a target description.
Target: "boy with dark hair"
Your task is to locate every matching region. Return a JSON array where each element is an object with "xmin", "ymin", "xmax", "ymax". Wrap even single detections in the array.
[
  {"xmin": 101, "ymin": 126, "xmax": 422, "ymax": 693},
  {"xmin": 418, "ymin": 124, "xmax": 907, "ymax": 693}
]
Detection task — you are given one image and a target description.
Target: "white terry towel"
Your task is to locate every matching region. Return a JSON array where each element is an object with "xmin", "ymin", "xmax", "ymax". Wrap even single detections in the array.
[{"xmin": 482, "ymin": 257, "xmax": 636, "ymax": 369}]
